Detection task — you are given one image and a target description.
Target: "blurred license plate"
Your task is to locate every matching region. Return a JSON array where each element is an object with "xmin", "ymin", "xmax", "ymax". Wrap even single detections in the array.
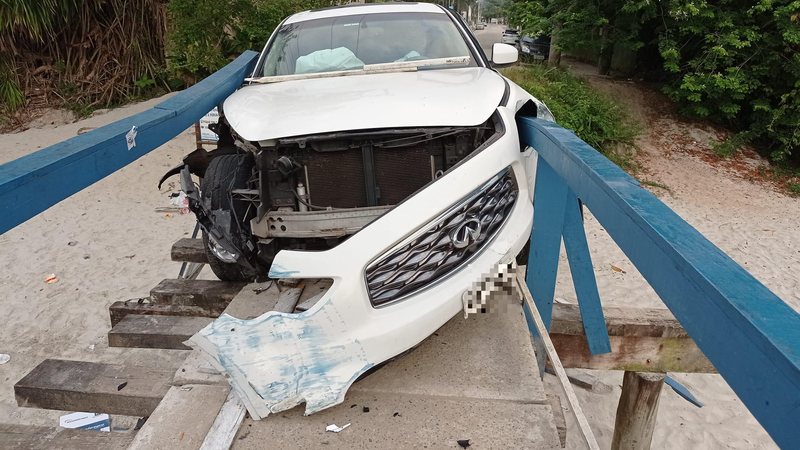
[{"xmin": 533, "ymin": 55, "xmax": 545, "ymax": 60}]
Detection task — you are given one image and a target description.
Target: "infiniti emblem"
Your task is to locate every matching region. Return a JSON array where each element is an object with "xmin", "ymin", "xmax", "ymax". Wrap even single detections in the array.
[{"xmin": 450, "ymin": 218, "xmax": 482, "ymax": 249}]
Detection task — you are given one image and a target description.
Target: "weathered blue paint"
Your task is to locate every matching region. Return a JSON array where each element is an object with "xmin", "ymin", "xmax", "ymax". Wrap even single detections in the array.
[
  {"xmin": 524, "ymin": 155, "xmax": 568, "ymax": 330},
  {"xmin": 525, "ymin": 156, "xmax": 570, "ymax": 375},
  {"xmin": 665, "ymin": 375, "xmax": 704, "ymax": 408},
  {"xmin": 267, "ymin": 264, "xmax": 300, "ymax": 279},
  {"xmin": 518, "ymin": 116, "xmax": 800, "ymax": 448},
  {"xmin": 562, "ymin": 192, "xmax": 611, "ymax": 355},
  {"xmin": 0, "ymin": 51, "xmax": 259, "ymax": 235}
]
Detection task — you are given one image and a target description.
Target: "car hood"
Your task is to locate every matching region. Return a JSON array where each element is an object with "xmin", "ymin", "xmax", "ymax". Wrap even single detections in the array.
[{"xmin": 223, "ymin": 67, "xmax": 506, "ymax": 142}]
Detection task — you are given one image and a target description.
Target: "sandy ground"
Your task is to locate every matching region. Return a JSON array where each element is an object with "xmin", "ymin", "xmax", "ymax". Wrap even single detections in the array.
[
  {"xmin": 0, "ymin": 95, "xmax": 201, "ymax": 429},
  {"xmin": 1, "ymin": 47, "xmax": 798, "ymax": 447}
]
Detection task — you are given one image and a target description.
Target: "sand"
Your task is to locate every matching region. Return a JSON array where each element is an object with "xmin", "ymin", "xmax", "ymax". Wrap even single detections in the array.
[{"xmin": 1, "ymin": 71, "xmax": 797, "ymax": 447}]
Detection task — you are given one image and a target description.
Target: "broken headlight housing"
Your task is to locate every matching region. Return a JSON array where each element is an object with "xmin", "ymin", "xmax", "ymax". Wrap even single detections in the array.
[{"xmin": 366, "ymin": 168, "xmax": 518, "ymax": 307}]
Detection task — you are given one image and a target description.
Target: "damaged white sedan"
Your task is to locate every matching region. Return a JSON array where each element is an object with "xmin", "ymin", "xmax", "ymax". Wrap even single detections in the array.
[{"xmin": 172, "ymin": 2, "xmax": 554, "ymax": 419}]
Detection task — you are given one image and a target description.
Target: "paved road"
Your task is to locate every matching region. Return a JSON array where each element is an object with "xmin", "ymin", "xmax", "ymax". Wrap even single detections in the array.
[{"xmin": 473, "ymin": 23, "xmax": 506, "ymax": 57}]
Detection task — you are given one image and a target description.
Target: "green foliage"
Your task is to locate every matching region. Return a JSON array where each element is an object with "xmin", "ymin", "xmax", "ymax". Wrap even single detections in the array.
[
  {"xmin": 503, "ymin": 65, "xmax": 639, "ymax": 170},
  {"xmin": 166, "ymin": 0, "xmax": 339, "ymax": 80},
  {"xmin": 508, "ymin": 0, "xmax": 800, "ymax": 164}
]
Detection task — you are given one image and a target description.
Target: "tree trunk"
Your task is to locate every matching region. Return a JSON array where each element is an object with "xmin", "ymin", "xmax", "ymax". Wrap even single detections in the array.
[
  {"xmin": 548, "ymin": 22, "xmax": 562, "ymax": 67},
  {"xmin": 598, "ymin": 24, "xmax": 613, "ymax": 75}
]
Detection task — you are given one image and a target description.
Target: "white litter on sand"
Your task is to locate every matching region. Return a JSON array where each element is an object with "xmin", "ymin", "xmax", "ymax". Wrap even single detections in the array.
[{"xmin": 325, "ymin": 423, "xmax": 351, "ymax": 433}]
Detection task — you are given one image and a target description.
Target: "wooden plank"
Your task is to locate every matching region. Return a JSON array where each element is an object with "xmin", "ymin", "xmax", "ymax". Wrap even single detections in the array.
[
  {"xmin": 550, "ymin": 304, "xmax": 714, "ymax": 373},
  {"xmin": 0, "ymin": 51, "xmax": 258, "ymax": 235},
  {"xmin": 171, "ymin": 238, "xmax": 207, "ymax": 263},
  {"xmin": 199, "ymin": 390, "xmax": 246, "ymax": 450},
  {"xmin": 518, "ymin": 116, "xmax": 800, "ymax": 447},
  {"xmin": 109, "ymin": 300, "xmax": 219, "ymax": 327},
  {"xmin": 108, "ymin": 315, "xmax": 212, "ymax": 350},
  {"xmin": 127, "ymin": 384, "xmax": 230, "ymax": 450},
  {"xmin": 0, "ymin": 423, "xmax": 134, "ymax": 450},
  {"xmin": 14, "ymin": 359, "xmax": 172, "ymax": 417},
  {"xmin": 150, "ymin": 279, "xmax": 245, "ymax": 307},
  {"xmin": 517, "ymin": 275, "xmax": 600, "ymax": 450},
  {"xmin": 611, "ymin": 371, "xmax": 665, "ymax": 450}
]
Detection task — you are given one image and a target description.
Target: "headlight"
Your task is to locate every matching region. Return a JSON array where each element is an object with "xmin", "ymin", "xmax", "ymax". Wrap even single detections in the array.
[{"xmin": 366, "ymin": 168, "xmax": 518, "ymax": 307}]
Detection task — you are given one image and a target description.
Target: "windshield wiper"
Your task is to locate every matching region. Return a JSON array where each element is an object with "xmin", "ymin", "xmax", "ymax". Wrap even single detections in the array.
[{"xmin": 246, "ymin": 56, "xmax": 471, "ymax": 84}]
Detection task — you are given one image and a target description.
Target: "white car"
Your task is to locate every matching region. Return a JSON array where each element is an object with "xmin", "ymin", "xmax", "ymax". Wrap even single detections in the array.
[{"xmin": 173, "ymin": 2, "xmax": 555, "ymax": 419}]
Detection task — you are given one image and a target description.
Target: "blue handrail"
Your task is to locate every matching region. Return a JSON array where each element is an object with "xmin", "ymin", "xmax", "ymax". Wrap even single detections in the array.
[
  {"xmin": 519, "ymin": 116, "xmax": 800, "ymax": 448},
  {"xmin": 0, "ymin": 51, "xmax": 259, "ymax": 235}
]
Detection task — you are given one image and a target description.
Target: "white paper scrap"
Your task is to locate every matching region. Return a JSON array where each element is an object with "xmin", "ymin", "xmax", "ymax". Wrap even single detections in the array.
[
  {"xmin": 59, "ymin": 412, "xmax": 110, "ymax": 432},
  {"xmin": 125, "ymin": 126, "xmax": 138, "ymax": 150},
  {"xmin": 325, "ymin": 423, "xmax": 351, "ymax": 433},
  {"xmin": 0, "ymin": 353, "xmax": 9, "ymax": 364}
]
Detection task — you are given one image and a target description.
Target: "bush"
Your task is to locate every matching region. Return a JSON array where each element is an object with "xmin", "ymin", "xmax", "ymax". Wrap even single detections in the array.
[
  {"xmin": 503, "ymin": 65, "xmax": 639, "ymax": 170},
  {"xmin": 166, "ymin": 0, "xmax": 339, "ymax": 82}
]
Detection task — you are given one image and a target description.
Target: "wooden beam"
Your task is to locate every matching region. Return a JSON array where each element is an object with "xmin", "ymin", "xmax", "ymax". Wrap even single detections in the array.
[
  {"xmin": 611, "ymin": 371, "xmax": 665, "ymax": 450},
  {"xmin": 150, "ymin": 279, "xmax": 245, "ymax": 307},
  {"xmin": 171, "ymin": 238, "xmax": 207, "ymax": 263},
  {"xmin": 0, "ymin": 423, "xmax": 134, "ymax": 450},
  {"xmin": 109, "ymin": 300, "xmax": 219, "ymax": 327},
  {"xmin": 550, "ymin": 303, "xmax": 715, "ymax": 373},
  {"xmin": 108, "ymin": 315, "xmax": 212, "ymax": 350},
  {"xmin": 15, "ymin": 359, "xmax": 172, "ymax": 417}
]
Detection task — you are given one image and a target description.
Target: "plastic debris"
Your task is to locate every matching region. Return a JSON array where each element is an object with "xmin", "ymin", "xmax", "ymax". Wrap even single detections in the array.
[
  {"xmin": 0, "ymin": 354, "xmax": 10, "ymax": 364},
  {"xmin": 60, "ymin": 412, "xmax": 110, "ymax": 432},
  {"xmin": 325, "ymin": 423, "xmax": 351, "ymax": 433},
  {"xmin": 169, "ymin": 191, "xmax": 190, "ymax": 214},
  {"xmin": 457, "ymin": 439, "xmax": 471, "ymax": 448},
  {"xmin": 665, "ymin": 375, "xmax": 704, "ymax": 408},
  {"xmin": 45, "ymin": 274, "xmax": 58, "ymax": 284}
]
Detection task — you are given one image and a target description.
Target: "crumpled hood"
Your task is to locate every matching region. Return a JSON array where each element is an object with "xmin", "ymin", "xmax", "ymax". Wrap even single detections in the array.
[{"xmin": 223, "ymin": 67, "xmax": 506, "ymax": 142}]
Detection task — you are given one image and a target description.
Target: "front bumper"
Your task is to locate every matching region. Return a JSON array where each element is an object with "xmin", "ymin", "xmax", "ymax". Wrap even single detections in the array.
[{"xmin": 189, "ymin": 107, "xmax": 537, "ymax": 419}]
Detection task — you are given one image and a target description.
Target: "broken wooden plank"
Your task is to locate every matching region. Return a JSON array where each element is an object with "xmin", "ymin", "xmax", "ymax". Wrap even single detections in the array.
[
  {"xmin": 0, "ymin": 423, "xmax": 134, "ymax": 450},
  {"xmin": 611, "ymin": 371, "xmax": 665, "ymax": 450},
  {"xmin": 550, "ymin": 303, "xmax": 715, "ymax": 373},
  {"xmin": 109, "ymin": 300, "xmax": 219, "ymax": 327},
  {"xmin": 127, "ymin": 384, "xmax": 230, "ymax": 450},
  {"xmin": 15, "ymin": 359, "xmax": 172, "ymax": 417},
  {"xmin": 517, "ymin": 275, "xmax": 600, "ymax": 450},
  {"xmin": 150, "ymin": 279, "xmax": 245, "ymax": 307},
  {"xmin": 108, "ymin": 315, "xmax": 212, "ymax": 350},
  {"xmin": 171, "ymin": 238, "xmax": 208, "ymax": 263}
]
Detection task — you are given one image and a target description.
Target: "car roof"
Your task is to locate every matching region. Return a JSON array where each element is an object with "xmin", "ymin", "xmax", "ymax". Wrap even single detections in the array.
[{"xmin": 285, "ymin": 2, "xmax": 445, "ymax": 24}]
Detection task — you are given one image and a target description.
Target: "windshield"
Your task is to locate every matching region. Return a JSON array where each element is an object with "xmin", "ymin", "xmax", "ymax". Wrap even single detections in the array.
[{"xmin": 258, "ymin": 12, "xmax": 474, "ymax": 77}]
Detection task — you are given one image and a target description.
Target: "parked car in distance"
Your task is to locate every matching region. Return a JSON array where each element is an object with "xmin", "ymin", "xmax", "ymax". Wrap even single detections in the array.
[
  {"xmin": 501, "ymin": 29, "xmax": 519, "ymax": 45},
  {"xmin": 519, "ymin": 34, "xmax": 551, "ymax": 61},
  {"xmin": 475, "ymin": 22, "xmax": 485, "ymax": 30}
]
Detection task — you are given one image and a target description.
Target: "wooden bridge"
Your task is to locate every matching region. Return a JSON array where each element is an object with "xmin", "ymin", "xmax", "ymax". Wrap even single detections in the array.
[{"xmin": 1, "ymin": 51, "xmax": 797, "ymax": 449}]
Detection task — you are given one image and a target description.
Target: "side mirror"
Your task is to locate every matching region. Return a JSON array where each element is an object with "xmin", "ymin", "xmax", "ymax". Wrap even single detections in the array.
[{"xmin": 491, "ymin": 43, "xmax": 519, "ymax": 66}]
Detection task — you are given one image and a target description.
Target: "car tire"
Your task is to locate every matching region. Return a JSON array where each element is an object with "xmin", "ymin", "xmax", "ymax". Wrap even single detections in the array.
[{"xmin": 200, "ymin": 154, "xmax": 259, "ymax": 282}]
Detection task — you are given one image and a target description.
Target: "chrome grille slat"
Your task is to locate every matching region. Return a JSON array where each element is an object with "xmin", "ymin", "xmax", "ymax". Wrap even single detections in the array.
[{"xmin": 366, "ymin": 168, "xmax": 518, "ymax": 307}]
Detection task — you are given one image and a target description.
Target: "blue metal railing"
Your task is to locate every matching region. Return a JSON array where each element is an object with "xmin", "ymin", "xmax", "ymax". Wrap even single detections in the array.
[
  {"xmin": 518, "ymin": 116, "xmax": 800, "ymax": 448},
  {"xmin": 0, "ymin": 51, "xmax": 259, "ymax": 235}
]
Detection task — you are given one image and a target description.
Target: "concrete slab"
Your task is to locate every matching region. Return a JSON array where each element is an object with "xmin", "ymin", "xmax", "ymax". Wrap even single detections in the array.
[
  {"xmin": 128, "ymin": 384, "xmax": 230, "ymax": 450},
  {"xmin": 233, "ymin": 391, "xmax": 560, "ymax": 450},
  {"xmin": 351, "ymin": 304, "xmax": 547, "ymax": 403}
]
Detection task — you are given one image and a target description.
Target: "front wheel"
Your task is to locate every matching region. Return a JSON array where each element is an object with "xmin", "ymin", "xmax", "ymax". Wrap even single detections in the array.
[{"xmin": 200, "ymin": 154, "xmax": 261, "ymax": 282}]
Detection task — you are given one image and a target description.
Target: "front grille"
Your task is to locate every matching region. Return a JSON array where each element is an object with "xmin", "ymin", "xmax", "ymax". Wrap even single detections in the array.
[{"xmin": 366, "ymin": 168, "xmax": 518, "ymax": 307}]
